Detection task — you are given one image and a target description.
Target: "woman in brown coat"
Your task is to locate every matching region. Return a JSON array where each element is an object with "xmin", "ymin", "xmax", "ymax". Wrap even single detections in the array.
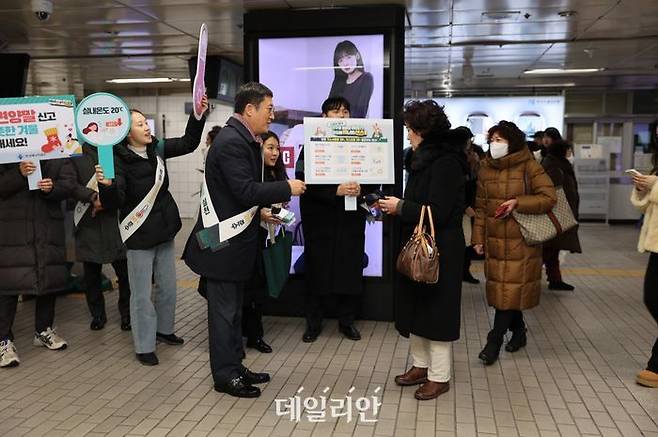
[{"xmin": 472, "ymin": 121, "xmax": 557, "ymax": 365}]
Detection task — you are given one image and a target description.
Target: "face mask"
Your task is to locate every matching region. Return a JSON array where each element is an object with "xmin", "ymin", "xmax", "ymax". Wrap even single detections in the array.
[
  {"xmin": 567, "ymin": 155, "xmax": 575, "ymax": 165},
  {"xmin": 489, "ymin": 142, "xmax": 509, "ymax": 159},
  {"xmin": 533, "ymin": 150, "xmax": 543, "ymax": 161}
]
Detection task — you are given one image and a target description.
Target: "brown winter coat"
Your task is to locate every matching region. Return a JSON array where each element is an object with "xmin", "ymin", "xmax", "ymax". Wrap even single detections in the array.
[{"xmin": 472, "ymin": 148, "xmax": 557, "ymax": 310}]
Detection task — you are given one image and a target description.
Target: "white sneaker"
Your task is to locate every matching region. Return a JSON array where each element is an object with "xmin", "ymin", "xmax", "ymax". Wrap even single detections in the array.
[
  {"xmin": 0, "ymin": 339, "xmax": 20, "ymax": 367},
  {"xmin": 33, "ymin": 327, "xmax": 68, "ymax": 350}
]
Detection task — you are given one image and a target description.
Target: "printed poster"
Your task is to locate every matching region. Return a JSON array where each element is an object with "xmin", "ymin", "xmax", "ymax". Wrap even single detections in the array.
[
  {"xmin": 0, "ymin": 95, "xmax": 81, "ymax": 164},
  {"xmin": 303, "ymin": 117, "xmax": 394, "ymax": 185}
]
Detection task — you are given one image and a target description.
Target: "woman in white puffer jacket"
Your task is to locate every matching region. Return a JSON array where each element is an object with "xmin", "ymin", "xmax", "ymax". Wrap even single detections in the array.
[{"xmin": 630, "ymin": 168, "xmax": 658, "ymax": 388}]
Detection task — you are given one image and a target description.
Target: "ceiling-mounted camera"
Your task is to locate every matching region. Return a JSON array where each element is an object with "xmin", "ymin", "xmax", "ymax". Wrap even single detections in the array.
[{"xmin": 32, "ymin": 0, "xmax": 53, "ymax": 22}]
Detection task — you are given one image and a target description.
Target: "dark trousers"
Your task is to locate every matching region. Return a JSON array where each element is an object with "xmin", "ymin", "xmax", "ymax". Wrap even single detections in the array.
[
  {"xmin": 644, "ymin": 253, "xmax": 658, "ymax": 373},
  {"xmin": 242, "ymin": 301, "xmax": 264, "ymax": 341},
  {"xmin": 0, "ymin": 294, "xmax": 56, "ymax": 340},
  {"xmin": 488, "ymin": 309, "xmax": 525, "ymax": 344},
  {"xmin": 305, "ymin": 293, "xmax": 359, "ymax": 332},
  {"xmin": 206, "ymin": 279, "xmax": 246, "ymax": 384},
  {"xmin": 543, "ymin": 248, "xmax": 562, "ymax": 282},
  {"xmin": 463, "ymin": 246, "xmax": 474, "ymax": 275},
  {"xmin": 83, "ymin": 259, "xmax": 130, "ymax": 319}
]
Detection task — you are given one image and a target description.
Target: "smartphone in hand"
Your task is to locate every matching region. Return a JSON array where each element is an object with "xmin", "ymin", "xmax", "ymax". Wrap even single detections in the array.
[
  {"xmin": 494, "ymin": 205, "xmax": 508, "ymax": 219},
  {"xmin": 625, "ymin": 169, "xmax": 642, "ymax": 177}
]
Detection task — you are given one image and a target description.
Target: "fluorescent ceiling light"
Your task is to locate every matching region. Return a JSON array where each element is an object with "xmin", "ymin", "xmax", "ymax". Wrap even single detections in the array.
[
  {"xmin": 515, "ymin": 83, "xmax": 577, "ymax": 88},
  {"xmin": 523, "ymin": 68, "xmax": 604, "ymax": 75},
  {"xmin": 106, "ymin": 78, "xmax": 190, "ymax": 84}
]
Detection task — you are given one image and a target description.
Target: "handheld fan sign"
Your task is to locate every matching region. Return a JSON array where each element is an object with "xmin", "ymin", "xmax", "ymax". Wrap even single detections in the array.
[
  {"xmin": 193, "ymin": 23, "xmax": 208, "ymax": 121},
  {"xmin": 75, "ymin": 92, "xmax": 131, "ymax": 179}
]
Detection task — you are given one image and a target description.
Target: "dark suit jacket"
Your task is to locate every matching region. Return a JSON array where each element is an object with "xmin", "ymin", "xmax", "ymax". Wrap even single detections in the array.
[{"xmin": 183, "ymin": 116, "xmax": 291, "ymax": 282}]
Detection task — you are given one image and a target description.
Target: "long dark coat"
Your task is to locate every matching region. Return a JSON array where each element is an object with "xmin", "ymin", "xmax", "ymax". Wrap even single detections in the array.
[
  {"xmin": 394, "ymin": 139, "xmax": 467, "ymax": 342},
  {"xmin": 300, "ymin": 178, "xmax": 375, "ymax": 297},
  {"xmin": 541, "ymin": 153, "xmax": 582, "ymax": 253},
  {"xmin": 0, "ymin": 159, "xmax": 76, "ymax": 296},
  {"xmin": 183, "ymin": 117, "xmax": 291, "ymax": 282},
  {"xmin": 71, "ymin": 144, "xmax": 126, "ymax": 264}
]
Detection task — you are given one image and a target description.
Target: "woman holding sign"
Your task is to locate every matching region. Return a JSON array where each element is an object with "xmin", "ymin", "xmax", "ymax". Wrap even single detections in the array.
[
  {"xmin": 97, "ymin": 96, "xmax": 208, "ymax": 366},
  {"xmin": 0, "ymin": 159, "xmax": 76, "ymax": 368},
  {"xmin": 71, "ymin": 144, "xmax": 131, "ymax": 331}
]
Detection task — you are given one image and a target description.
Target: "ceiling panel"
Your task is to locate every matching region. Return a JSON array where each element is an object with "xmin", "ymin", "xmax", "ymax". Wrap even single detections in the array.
[{"xmin": 0, "ymin": 0, "xmax": 656, "ymax": 96}]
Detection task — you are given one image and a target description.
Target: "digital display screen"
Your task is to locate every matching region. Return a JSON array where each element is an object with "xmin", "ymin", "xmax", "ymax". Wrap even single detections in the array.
[{"xmin": 259, "ymin": 34, "xmax": 386, "ymax": 276}]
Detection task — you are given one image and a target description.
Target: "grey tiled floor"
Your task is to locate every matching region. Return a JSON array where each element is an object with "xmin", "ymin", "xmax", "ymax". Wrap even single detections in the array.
[{"xmin": 2, "ymin": 223, "xmax": 658, "ymax": 437}]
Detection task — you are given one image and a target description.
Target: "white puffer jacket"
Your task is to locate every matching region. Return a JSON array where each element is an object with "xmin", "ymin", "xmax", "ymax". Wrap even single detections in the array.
[{"xmin": 631, "ymin": 181, "xmax": 658, "ymax": 253}]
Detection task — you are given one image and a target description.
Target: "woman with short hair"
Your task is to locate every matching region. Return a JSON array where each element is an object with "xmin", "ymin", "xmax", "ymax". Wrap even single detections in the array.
[
  {"xmin": 472, "ymin": 121, "xmax": 556, "ymax": 366},
  {"xmin": 379, "ymin": 100, "xmax": 467, "ymax": 400}
]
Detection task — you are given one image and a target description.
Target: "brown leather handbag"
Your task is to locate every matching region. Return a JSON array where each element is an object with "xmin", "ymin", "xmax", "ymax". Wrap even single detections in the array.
[{"xmin": 396, "ymin": 205, "xmax": 440, "ymax": 284}]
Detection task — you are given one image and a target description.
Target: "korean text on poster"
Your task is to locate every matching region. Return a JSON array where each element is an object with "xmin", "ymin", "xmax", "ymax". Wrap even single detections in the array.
[
  {"xmin": 303, "ymin": 117, "xmax": 394, "ymax": 185},
  {"xmin": 0, "ymin": 95, "xmax": 81, "ymax": 164}
]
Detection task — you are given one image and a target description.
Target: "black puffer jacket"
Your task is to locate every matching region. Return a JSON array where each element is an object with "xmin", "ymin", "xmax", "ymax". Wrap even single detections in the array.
[
  {"xmin": 100, "ymin": 114, "xmax": 205, "ymax": 250},
  {"xmin": 71, "ymin": 144, "xmax": 126, "ymax": 263},
  {"xmin": 0, "ymin": 159, "xmax": 76, "ymax": 296}
]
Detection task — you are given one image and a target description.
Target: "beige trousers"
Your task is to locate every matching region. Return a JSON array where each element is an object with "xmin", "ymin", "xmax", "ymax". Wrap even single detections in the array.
[{"xmin": 410, "ymin": 334, "xmax": 452, "ymax": 383}]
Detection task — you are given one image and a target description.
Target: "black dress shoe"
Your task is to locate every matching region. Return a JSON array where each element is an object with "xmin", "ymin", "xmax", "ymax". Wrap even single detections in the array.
[
  {"xmin": 156, "ymin": 332, "xmax": 184, "ymax": 345},
  {"xmin": 136, "ymin": 352, "xmax": 159, "ymax": 366},
  {"xmin": 462, "ymin": 272, "xmax": 480, "ymax": 284},
  {"xmin": 505, "ymin": 328, "xmax": 528, "ymax": 352},
  {"xmin": 302, "ymin": 329, "xmax": 320, "ymax": 343},
  {"xmin": 246, "ymin": 338, "xmax": 273, "ymax": 353},
  {"xmin": 214, "ymin": 377, "xmax": 261, "ymax": 398},
  {"xmin": 239, "ymin": 367, "xmax": 271, "ymax": 385},
  {"xmin": 339, "ymin": 324, "xmax": 361, "ymax": 341},
  {"xmin": 120, "ymin": 315, "xmax": 131, "ymax": 331},
  {"xmin": 90, "ymin": 316, "xmax": 106, "ymax": 331},
  {"xmin": 548, "ymin": 281, "xmax": 575, "ymax": 291}
]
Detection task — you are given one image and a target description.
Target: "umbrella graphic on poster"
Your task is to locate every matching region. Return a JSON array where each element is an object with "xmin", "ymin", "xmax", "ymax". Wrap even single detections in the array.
[{"xmin": 193, "ymin": 23, "xmax": 208, "ymax": 121}]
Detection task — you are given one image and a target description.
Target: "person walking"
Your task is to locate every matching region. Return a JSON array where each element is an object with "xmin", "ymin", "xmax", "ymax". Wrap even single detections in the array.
[
  {"xmin": 541, "ymin": 140, "xmax": 581, "ymax": 291},
  {"xmin": 630, "ymin": 160, "xmax": 658, "ymax": 388},
  {"xmin": 472, "ymin": 121, "xmax": 556, "ymax": 366}
]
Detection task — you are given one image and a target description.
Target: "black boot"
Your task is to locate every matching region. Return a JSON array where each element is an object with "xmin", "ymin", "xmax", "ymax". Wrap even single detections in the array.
[
  {"xmin": 463, "ymin": 272, "xmax": 480, "ymax": 284},
  {"xmin": 505, "ymin": 328, "xmax": 528, "ymax": 352},
  {"xmin": 479, "ymin": 332, "xmax": 503, "ymax": 365}
]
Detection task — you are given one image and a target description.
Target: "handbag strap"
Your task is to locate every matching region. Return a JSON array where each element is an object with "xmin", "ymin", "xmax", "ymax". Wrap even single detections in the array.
[
  {"xmin": 425, "ymin": 205, "xmax": 436, "ymax": 239},
  {"xmin": 414, "ymin": 205, "xmax": 427, "ymax": 235}
]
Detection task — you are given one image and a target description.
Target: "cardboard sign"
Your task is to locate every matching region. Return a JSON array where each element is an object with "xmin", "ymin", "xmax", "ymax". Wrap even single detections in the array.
[{"xmin": 75, "ymin": 92, "xmax": 131, "ymax": 179}]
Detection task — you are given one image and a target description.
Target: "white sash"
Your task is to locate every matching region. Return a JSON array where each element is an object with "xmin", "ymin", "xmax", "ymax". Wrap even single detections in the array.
[
  {"xmin": 119, "ymin": 156, "xmax": 166, "ymax": 242},
  {"xmin": 200, "ymin": 176, "xmax": 258, "ymax": 243},
  {"xmin": 199, "ymin": 144, "xmax": 266, "ymax": 243},
  {"xmin": 73, "ymin": 174, "xmax": 99, "ymax": 227}
]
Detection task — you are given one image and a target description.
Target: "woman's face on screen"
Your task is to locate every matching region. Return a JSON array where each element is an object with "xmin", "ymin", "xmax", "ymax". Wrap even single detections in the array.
[{"xmin": 337, "ymin": 53, "xmax": 358, "ymax": 74}]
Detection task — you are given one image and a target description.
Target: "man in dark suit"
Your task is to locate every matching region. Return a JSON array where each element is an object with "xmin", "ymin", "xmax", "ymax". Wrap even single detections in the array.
[{"xmin": 183, "ymin": 82, "xmax": 306, "ymax": 398}]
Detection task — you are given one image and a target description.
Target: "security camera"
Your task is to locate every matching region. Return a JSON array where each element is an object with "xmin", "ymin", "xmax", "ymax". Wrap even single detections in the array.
[{"xmin": 32, "ymin": 0, "xmax": 53, "ymax": 22}]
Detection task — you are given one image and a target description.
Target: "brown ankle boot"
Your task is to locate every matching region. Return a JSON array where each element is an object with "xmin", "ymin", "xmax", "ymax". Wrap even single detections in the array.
[
  {"xmin": 414, "ymin": 381, "xmax": 450, "ymax": 400},
  {"xmin": 394, "ymin": 366, "xmax": 428, "ymax": 386}
]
